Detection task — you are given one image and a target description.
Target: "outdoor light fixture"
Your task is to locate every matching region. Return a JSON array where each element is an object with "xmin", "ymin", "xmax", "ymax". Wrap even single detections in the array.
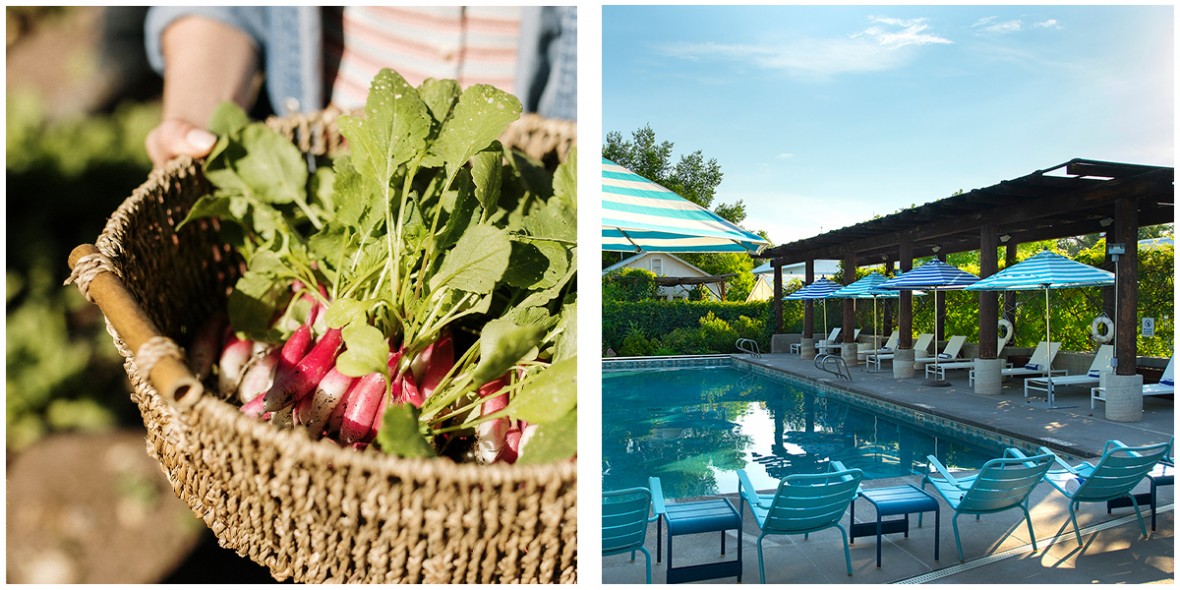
[
  {"xmin": 1107, "ymin": 243, "xmax": 1126, "ymax": 258},
  {"xmin": 999, "ymin": 234, "xmax": 1011, "ymax": 243},
  {"xmin": 931, "ymin": 245, "xmax": 941, "ymax": 253},
  {"xmin": 1099, "ymin": 217, "xmax": 1114, "ymax": 227}
]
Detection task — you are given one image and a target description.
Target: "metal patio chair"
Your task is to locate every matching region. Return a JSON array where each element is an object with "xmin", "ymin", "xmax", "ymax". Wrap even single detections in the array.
[
  {"xmin": 737, "ymin": 462, "xmax": 864, "ymax": 582},
  {"xmin": 603, "ymin": 486, "xmax": 658, "ymax": 583},
  {"xmin": 1038, "ymin": 439, "xmax": 1172, "ymax": 545},
  {"xmin": 921, "ymin": 448, "xmax": 1055, "ymax": 561}
]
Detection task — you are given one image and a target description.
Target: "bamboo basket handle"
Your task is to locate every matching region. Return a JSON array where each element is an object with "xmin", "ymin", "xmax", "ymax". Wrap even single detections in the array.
[{"xmin": 68, "ymin": 243, "xmax": 204, "ymax": 407}]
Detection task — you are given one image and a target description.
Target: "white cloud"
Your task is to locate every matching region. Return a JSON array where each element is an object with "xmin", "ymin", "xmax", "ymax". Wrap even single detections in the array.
[
  {"xmin": 972, "ymin": 16, "xmax": 1060, "ymax": 35},
  {"xmin": 655, "ymin": 15, "xmax": 951, "ymax": 80},
  {"xmin": 972, "ymin": 17, "xmax": 1023, "ymax": 34},
  {"xmin": 855, "ymin": 16, "xmax": 953, "ymax": 49}
]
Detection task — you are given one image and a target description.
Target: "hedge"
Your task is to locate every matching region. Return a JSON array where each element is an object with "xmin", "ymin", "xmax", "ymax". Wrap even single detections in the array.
[{"xmin": 603, "ymin": 300, "xmax": 780, "ymax": 353}]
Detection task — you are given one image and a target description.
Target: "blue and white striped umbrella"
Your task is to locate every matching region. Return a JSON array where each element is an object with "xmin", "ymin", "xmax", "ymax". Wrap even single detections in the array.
[
  {"xmin": 833, "ymin": 271, "xmax": 893, "ymax": 352},
  {"xmin": 964, "ymin": 250, "xmax": 1114, "ymax": 291},
  {"xmin": 602, "ymin": 158, "xmax": 771, "ymax": 254},
  {"xmin": 783, "ymin": 276, "xmax": 843, "ymax": 300},
  {"xmin": 879, "ymin": 260, "xmax": 981, "ymax": 291},
  {"xmin": 783, "ymin": 277, "xmax": 843, "ymax": 337},
  {"xmin": 966, "ymin": 250, "xmax": 1114, "ymax": 405},
  {"xmin": 881, "ymin": 261, "xmax": 979, "ymax": 380}
]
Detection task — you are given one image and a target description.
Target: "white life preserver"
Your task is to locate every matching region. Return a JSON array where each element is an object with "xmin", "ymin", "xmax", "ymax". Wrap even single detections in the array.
[
  {"xmin": 1090, "ymin": 316, "xmax": 1115, "ymax": 343},
  {"xmin": 997, "ymin": 318, "xmax": 1014, "ymax": 344}
]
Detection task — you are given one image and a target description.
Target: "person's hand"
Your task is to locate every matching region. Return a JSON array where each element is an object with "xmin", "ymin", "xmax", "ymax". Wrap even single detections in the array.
[{"xmin": 146, "ymin": 118, "xmax": 218, "ymax": 168}]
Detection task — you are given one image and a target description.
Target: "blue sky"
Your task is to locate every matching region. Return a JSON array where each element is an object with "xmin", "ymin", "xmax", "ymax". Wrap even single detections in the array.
[{"xmin": 602, "ymin": 5, "xmax": 1174, "ymax": 247}]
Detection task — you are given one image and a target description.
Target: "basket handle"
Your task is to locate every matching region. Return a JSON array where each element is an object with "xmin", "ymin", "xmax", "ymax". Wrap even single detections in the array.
[{"xmin": 68, "ymin": 244, "xmax": 204, "ymax": 407}]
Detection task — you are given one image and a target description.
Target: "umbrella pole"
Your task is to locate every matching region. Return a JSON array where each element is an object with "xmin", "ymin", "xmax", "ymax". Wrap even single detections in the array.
[
  {"xmin": 1043, "ymin": 286, "xmax": 1074, "ymax": 409},
  {"xmin": 923, "ymin": 289, "xmax": 951, "ymax": 387}
]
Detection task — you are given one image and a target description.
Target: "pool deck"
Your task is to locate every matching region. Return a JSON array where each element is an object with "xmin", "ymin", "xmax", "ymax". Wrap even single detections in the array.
[{"xmin": 601, "ymin": 352, "xmax": 1174, "ymax": 584}]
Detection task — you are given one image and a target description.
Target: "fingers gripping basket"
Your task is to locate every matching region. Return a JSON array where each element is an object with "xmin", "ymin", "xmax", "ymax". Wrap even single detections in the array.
[{"xmin": 67, "ymin": 111, "xmax": 578, "ymax": 584}]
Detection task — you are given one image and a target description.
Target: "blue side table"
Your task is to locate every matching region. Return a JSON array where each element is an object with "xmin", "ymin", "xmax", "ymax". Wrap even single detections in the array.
[
  {"xmin": 849, "ymin": 484, "xmax": 940, "ymax": 567},
  {"xmin": 650, "ymin": 477, "xmax": 743, "ymax": 584}
]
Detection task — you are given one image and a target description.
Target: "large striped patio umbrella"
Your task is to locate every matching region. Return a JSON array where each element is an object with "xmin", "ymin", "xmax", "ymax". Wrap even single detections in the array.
[
  {"xmin": 602, "ymin": 158, "xmax": 771, "ymax": 254},
  {"xmin": 967, "ymin": 250, "xmax": 1115, "ymax": 406},
  {"xmin": 832, "ymin": 271, "xmax": 894, "ymax": 353},
  {"xmin": 784, "ymin": 276, "xmax": 843, "ymax": 337},
  {"xmin": 881, "ymin": 260, "xmax": 981, "ymax": 382}
]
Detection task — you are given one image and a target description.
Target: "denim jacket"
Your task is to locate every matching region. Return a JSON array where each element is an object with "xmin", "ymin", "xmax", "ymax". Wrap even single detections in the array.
[{"xmin": 145, "ymin": 6, "xmax": 577, "ymax": 121}]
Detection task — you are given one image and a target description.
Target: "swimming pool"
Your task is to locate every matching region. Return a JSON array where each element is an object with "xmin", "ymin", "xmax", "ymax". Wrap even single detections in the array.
[{"xmin": 602, "ymin": 362, "xmax": 1009, "ymax": 500}]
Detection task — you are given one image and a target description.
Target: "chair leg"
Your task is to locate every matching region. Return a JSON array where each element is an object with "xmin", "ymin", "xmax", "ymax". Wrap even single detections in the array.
[
  {"xmin": 1126, "ymin": 494, "xmax": 1149, "ymax": 539},
  {"xmin": 757, "ymin": 536, "xmax": 767, "ymax": 584},
  {"xmin": 1068, "ymin": 502, "xmax": 1083, "ymax": 546},
  {"xmin": 952, "ymin": 513, "xmax": 965, "ymax": 562},
  {"xmin": 837, "ymin": 524, "xmax": 853, "ymax": 576},
  {"xmin": 1022, "ymin": 503, "xmax": 1038, "ymax": 553}
]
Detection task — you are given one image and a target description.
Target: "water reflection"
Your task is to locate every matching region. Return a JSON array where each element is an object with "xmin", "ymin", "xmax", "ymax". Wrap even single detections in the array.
[{"xmin": 602, "ymin": 367, "xmax": 1003, "ymax": 499}]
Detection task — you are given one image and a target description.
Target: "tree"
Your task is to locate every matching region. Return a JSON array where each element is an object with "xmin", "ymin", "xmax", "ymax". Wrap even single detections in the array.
[
  {"xmin": 604, "ymin": 125, "xmax": 770, "ymax": 299},
  {"xmin": 604, "ymin": 125, "xmax": 742, "ymax": 222}
]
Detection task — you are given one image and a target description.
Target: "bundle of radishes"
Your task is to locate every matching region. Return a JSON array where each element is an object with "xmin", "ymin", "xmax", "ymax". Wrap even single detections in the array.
[{"xmin": 181, "ymin": 69, "xmax": 577, "ymax": 465}]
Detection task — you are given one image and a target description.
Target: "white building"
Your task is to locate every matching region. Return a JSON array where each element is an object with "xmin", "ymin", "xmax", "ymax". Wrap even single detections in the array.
[
  {"xmin": 603, "ymin": 253, "xmax": 723, "ymax": 301},
  {"xmin": 751, "ymin": 260, "xmax": 842, "ymax": 283}
]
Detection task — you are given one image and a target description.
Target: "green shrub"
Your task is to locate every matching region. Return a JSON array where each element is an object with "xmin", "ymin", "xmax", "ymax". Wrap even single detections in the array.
[
  {"xmin": 603, "ymin": 267, "xmax": 660, "ymax": 302},
  {"xmin": 659, "ymin": 327, "xmax": 709, "ymax": 355},
  {"xmin": 698, "ymin": 312, "xmax": 739, "ymax": 352},
  {"xmin": 618, "ymin": 327, "xmax": 657, "ymax": 357}
]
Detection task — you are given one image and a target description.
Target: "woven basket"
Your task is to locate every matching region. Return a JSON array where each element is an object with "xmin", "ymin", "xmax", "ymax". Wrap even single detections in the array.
[{"xmin": 67, "ymin": 111, "xmax": 578, "ymax": 584}]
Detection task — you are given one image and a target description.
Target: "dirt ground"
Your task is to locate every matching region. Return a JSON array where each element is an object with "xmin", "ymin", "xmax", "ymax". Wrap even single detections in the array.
[{"xmin": 6, "ymin": 430, "xmax": 282, "ymax": 583}]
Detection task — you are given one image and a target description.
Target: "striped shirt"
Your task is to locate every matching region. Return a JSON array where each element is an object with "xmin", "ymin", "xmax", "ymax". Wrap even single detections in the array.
[{"xmin": 323, "ymin": 6, "xmax": 523, "ymax": 110}]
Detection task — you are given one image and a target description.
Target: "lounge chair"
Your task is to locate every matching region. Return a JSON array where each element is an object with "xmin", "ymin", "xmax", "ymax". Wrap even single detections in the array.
[
  {"xmin": 921, "ymin": 449, "xmax": 1055, "ymax": 561},
  {"xmin": 914, "ymin": 335, "xmax": 968, "ymax": 370},
  {"xmin": 1038, "ymin": 440, "xmax": 1172, "ymax": 545},
  {"xmin": 1024, "ymin": 345, "xmax": 1113, "ymax": 401},
  {"xmin": 603, "ymin": 486, "xmax": 658, "ymax": 583},
  {"xmin": 924, "ymin": 336, "xmax": 1011, "ymax": 380},
  {"xmin": 867, "ymin": 333, "xmax": 933, "ymax": 372},
  {"xmin": 792, "ymin": 327, "xmax": 840, "ymax": 355},
  {"xmin": 737, "ymin": 463, "xmax": 864, "ymax": 581},
  {"xmin": 1091, "ymin": 356, "xmax": 1174, "ymax": 410},
  {"xmin": 816, "ymin": 328, "xmax": 860, "ymax": 356},
  {"xmin": 857, "ymin": 331, "xmax": 899, "ymax": 363},
  {"xmin": 969, "ymin": 341, "xmax": 1063, "ymax": 387}
]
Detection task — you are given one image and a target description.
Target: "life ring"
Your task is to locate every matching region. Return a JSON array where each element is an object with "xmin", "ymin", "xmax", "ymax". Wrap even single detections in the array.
[
  {"xmin": 997, "ymin": 318, "xmax": 1014, "ymax": 344},
  {"xmin": 1090, "ymin": 316, "xmax": 1115, "ymax": 343}
]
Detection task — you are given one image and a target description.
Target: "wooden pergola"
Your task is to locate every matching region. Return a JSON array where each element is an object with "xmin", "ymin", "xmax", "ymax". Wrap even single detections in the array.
[{"xmin": 758, "ymin": 158, "xmax": 1174, "ymax": 375}]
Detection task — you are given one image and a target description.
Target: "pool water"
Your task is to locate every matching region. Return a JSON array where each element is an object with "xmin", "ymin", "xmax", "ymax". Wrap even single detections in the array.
[{"xmin": 602, "ymin": 366, "xmax": 1007, "ymax": 500}]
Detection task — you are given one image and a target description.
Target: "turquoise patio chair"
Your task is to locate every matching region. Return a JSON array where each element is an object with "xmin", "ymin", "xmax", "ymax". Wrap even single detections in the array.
[
  {"xmin": 1039, "ymin": 439, "xmax": 1172, "ymax": 545},
  {"xmin": 921, "ymin": 448, "xmax": 1055, "ymax": 561},
  {"xmin": 603, "ymin": 486, "xmax": 658, "ymax": 583},
  {"xmin": 737, "ymin": 462, "xmax": 864, "ymax": 582}
]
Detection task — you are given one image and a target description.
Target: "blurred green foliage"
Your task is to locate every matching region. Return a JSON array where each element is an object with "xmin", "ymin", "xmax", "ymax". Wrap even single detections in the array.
[{"xmin": 6, "ymin": 91, "xmax": 159, "ymax": 451}]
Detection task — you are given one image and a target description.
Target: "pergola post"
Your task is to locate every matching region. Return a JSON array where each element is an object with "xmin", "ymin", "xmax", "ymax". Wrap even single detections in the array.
[
  {"xmin": 935, "ymin": 251, "xmax": 947, "ymax": 347},
  {"xmin": 883, "ymin": 258, "xmax": 895, "ymax": 337},
  {"xmin": 1003, "ymin": 241, "xmax": 1018, "ymax": 326},
  {"xmin": 894, "ymin": 239, "xmax": 915, "ymax": 379},
  {"xmin": 842, "ymin": 251, "xmax": 859, "ymax": 368},
  {"xmin": 975, "ymin": 225, "xmax": 1003, "ymax": 394},
  {"xmin": 801, "ymin": 259, "xmax": 816, "ymax": 357},
  {"xmin": 1105, "ymin": 197, "xmax": 1143, "ymax": 422},
  {"xmin": 978, "ymin": 226, "xmax": 999, "ymax": 358},
  {"xmin": 773, "ymin": 259, "xmax": 783, "ymax": 333},
  {"xmin": 1113, "ymin": 198, "xmax": 1139, "ymax": 375}
]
